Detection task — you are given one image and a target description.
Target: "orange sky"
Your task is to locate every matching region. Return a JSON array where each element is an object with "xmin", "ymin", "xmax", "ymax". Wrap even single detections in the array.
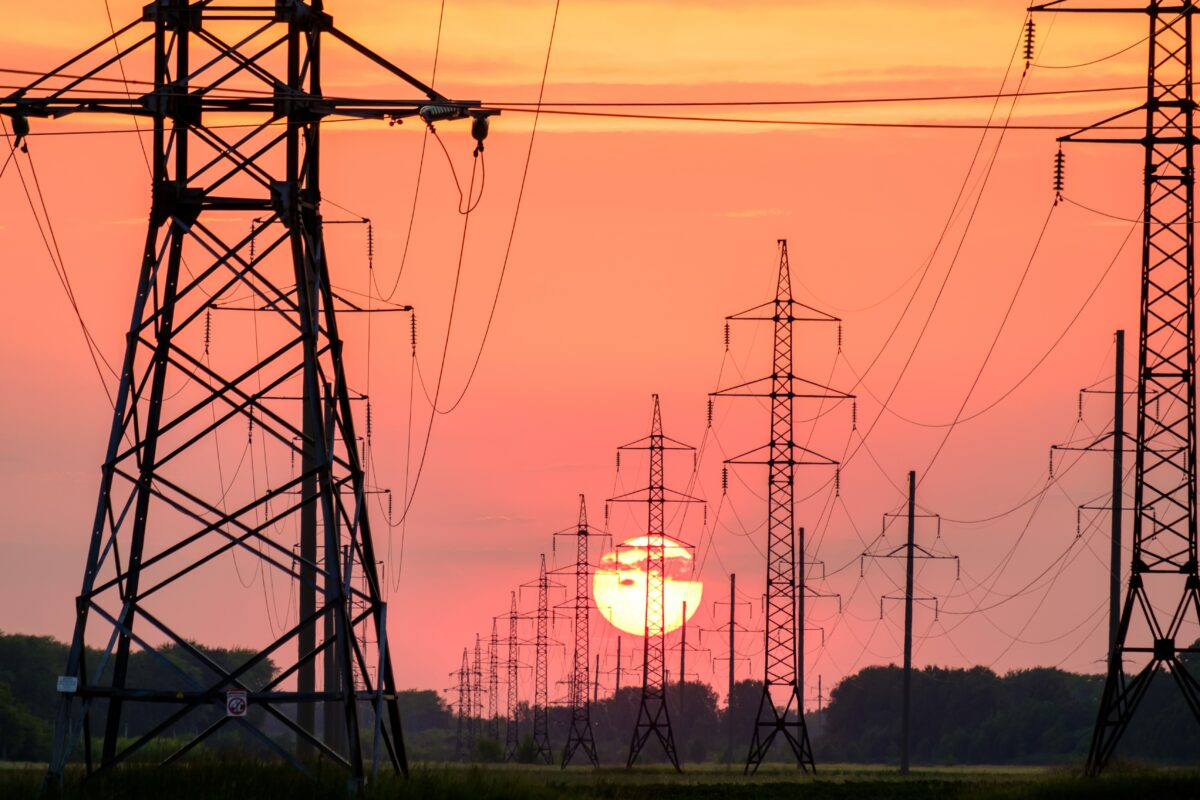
[{"xmin": 0, "ymin": 0, "xmax": 1169, "ymax": 707}]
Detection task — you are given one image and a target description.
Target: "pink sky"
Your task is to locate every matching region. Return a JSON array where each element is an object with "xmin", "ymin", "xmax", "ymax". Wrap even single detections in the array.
[{"xmin": 0, "ymin": 0, "xmax": 1171, "ymax": 707}]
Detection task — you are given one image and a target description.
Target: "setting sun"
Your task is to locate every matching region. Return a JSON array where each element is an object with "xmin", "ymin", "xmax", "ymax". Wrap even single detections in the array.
[{"xmin": 593, "ymin": 535, "xmax": 703, "ymax": 637}]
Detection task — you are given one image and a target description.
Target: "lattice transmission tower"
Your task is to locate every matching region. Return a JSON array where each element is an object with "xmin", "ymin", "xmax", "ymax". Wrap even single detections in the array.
[
  {"xmin": 12, "ymin": 0, "xmax": 491, "ymax": 785},
  {"xmin": 521, "ymin": 554, "xmax": 555, "ymax": 764},
  {"xmin": 557, "ymin": 495, "xmax": 601, "ymax": 768},
  {"xmin": 1028, "ymin": 0, "xmax": 1200, "ymax": 774},
  {"xmin": 502, "ymin": 591, "xmax": 521, "ymax": 762},
  {"xmin": 488, "ymin": 618, "xmax": 501, "ymax": 741},
  {"xmin": 454, "ymin": 647, "xmax": 471, "ymax": 761},
  {"xmin": 712, "ymin": 240, "xmax": 851, "ymax": 773},
  {"xmin": 609, "ymin": 394, "xmax": 703, "ymax": 771}
]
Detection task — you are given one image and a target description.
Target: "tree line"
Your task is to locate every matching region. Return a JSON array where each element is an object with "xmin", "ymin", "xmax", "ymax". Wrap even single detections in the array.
[{"xmin": 4, "ymin": 632, "xmax": 1199, "ymax": 765}]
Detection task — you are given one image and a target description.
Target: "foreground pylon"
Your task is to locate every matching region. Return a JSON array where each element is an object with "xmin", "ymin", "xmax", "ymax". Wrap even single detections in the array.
[
  {"xmin": 19, "ymin": 0, "xmax": 488, "ymax": 784},
  {"xmin": 610, "ymin": 395, "xmax": 702, "ymax": 771},
  {"xmin": 713, "ymin": 240, "xmax": 851, "ymax": 773},
  {"xmin": 1029, "ymin": 0, "xmax": 1200, "ymax": 775},
  {"xmin": 560, "ymin": 495, "xmax": 600, "ymax": 768}
]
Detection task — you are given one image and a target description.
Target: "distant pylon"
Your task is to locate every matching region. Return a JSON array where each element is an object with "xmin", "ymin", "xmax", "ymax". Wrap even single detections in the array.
[
  {"xmin": 472, "ymin": 633, "xmax": 484, "ymax": 743},
  {"xmin": 560, "ymin": 495, "xmax": 600, "ymax": 767},
  {"xmin": 489, "ymin": 619, "xmax": 501, "ymax": 741},
  {"xmin": 533, "ymin": 554, "xmax": 553, "ymax": 763},
  {"xmin": 713, "ymin": 240, "xmax": 852, "ymax": 773},
  {"xmin": 504, "ymin": 591, "xmax": 521, "ymax": 762},
  {"xmin": 609, "ymin": 395, "xmax": 703, "ymax": 771},
  {"xmin": 454, "ymin": 647, "xmax": 471, "ymax": 761}
]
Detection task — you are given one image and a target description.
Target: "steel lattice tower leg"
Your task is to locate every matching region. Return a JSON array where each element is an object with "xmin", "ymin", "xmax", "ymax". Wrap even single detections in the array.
[
  {"xmin": 714, "ymin": 241, "xmax": 849, "ymax": 773},
  {"xmin": 504, "ymin": 591, "xmax": 521, "ymax": 761},
  {"xmin": 1030, "ymin": 0, "xmax": 1200, "ymax": 775},
  {"xmin": 562, "ymin": 495, "xmax": 600, "ymax": 767},
  {"xmin": 488, "ymin": 619, "xmax": 500, "ymax": 741},
  {"xmin": 26, "ymin": 0, "xmax": 486, "ymax": 786},
  {"xmin": 533, "ymin": 554, "xmax": 553, "ymax": 764}
]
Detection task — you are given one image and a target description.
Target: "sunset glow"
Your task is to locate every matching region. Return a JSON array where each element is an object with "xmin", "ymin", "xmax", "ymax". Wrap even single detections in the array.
[{"xmin": 593, "ymin": 535, "xmax": 703, "ymax": 637}]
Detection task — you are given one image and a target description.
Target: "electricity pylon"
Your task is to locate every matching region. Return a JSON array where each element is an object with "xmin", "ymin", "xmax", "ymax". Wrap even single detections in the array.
[
  {"xmin": 472, "ymin": 633, "xmax": 484, "ymax": 742},
  {"xmin": 557, "ymin": 495, "xmax": 601, "ymax": 767},
  {"xmin": 1029, "ymin": 0, "xmax": 1200, "ymax": 774},
  {"xmin": 712, "ymin": 240, "xmax": 852, "ymax": 773},
  {"xmin": 488, "ymin": 619, "xmax": 501, "ymax": 741},
  {"xmin": 454, "ymin": 647, "xmax": 471, "ymax": 761},
  {"xmin": 520, "ymin": 554, "xmax": 556, "ymax": 764},
  {"xmin": 609, "ymin": 394, "xmax": 703, "ymax": 771},
  {"xmin": 502, "ymin": 591, "xmax": 521, "ymax": 762},
  {"xmin": 13, "ymin": 0, "xmax": 491, "ymax": 786}
]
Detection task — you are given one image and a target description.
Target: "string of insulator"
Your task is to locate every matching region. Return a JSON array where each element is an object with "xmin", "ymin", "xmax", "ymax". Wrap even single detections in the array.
[
  {"xmin": 837, "ymin": 323, "xmax": 843, "ymax": 353},
  {"xmin": 1053, "ymin": 147, "xmax": 1065, "ymax": 200},
  {"xmin": 706, "ymin": 398, "xmax": 713, "ymax": 427},
  {"xmin": 722, "ymin": 466, "xmax": 728, "ymax": 494},
  {"xmin": 1023, "ymin": 18, "xmax": 1036, "ymax": 67},
  {"xmin": 204, "ymin": 308, "xmax": 212, "ymax": 355},
  {"xmin": 724, "ymin": 322, "xmax": 730, "ymax": 351},
  {"xmin": 410, "ymin": 312, "xmax": 418, "ymax": 356},
  {"xmin": 366, "ymin": 221, "xmax": 375, "ymax": 270},
  {"xmin": 366, "ymin": 398, "xmax": 373, "ymax": 443}
]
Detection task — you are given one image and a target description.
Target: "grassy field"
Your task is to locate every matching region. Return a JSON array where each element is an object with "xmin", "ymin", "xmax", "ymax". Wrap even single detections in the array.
[{"xmin": 2, "ymin": 761, "xmax": 1197, "ymax": 799}]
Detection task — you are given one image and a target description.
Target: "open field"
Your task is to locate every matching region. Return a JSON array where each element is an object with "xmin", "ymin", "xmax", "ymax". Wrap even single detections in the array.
[{"xmin": 3, "ymin": 762, "xmax": 1199, "ymax": 799}]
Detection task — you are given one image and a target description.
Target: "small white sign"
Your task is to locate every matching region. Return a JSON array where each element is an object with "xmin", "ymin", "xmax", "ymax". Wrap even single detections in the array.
[
  {"xmin": 56, "ymin": 675, "xmax": 79, "ymax": 694},
  {"xmin": 225, "ymin": 689, "xmax": 248, "ymax": 718}
]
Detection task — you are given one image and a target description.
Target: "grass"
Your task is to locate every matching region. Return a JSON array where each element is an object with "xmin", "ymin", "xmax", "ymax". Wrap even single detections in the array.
[{"xmin": 1, "ymin": 760, "xmax": 1197, "ymax": 799}]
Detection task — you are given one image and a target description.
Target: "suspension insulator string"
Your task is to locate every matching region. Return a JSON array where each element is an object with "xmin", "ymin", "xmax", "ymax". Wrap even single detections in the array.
[
  {"xmin": 1054, "ymin": 146, "xmax": 1065, "ymax": 204},
  {"xmin": 1023, "ymin": 17, "xmax": 1036, "ymax": 71}
]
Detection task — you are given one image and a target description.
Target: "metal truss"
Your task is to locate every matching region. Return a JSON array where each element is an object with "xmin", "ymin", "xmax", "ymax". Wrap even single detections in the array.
[
  {"xmin": 1030, "ymin": 0, "xmax": 1200, "ymax": 776},
  {"xmin": 609, "ymin": 394, "xmax": 703, "ymax": 771},
  {"xmin": 14, "ymin": 0, "xmax": 487, "ymax": 786},
  {"xmin": 712, "ymin": 240, "xmax": 852, "ymax": 773},
  {"xmin": 559, "ymin": 495, "xmax": 600, "ymax": 768}
]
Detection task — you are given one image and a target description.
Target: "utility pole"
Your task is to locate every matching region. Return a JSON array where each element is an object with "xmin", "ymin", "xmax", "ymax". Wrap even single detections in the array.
[
  {"xmin": 1052, "ymin": 330, "xmax": 1133, "ymax": 666},
  {"xmin": 1029, "ymin": 1, "xmax": 1200, "ymax": 775},
  {"xmin": 559, "ymin": 495, "xmax": 600, "ymax": 768},
  {"xmin": 861, "ymin": 471, "xmax": 957, "ymax": 774},
  {"xmin": 26, "ymin": 0, "xmax": 493, "ymax": 785},
  {"xmin": 901, "ymin": 474, "xmax": 916, "ymax": 776},
  {"xmin": 616, "ymin": 637, "xmax": 623, "ymax": 696},
  {"xmin": 609, "ymin": 395, "xmax": 702, "ymax": 771},
  {"xmin": 1110, "ymin": 329, "xmax": 1124, "ymax": 658},
  {"xmin": 503, "ymin": 592, "xmax": 521, "ymax": 762},
  {"xmin": 712, "ymin": 240, "xmax": 852, "ymax": 774}
]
